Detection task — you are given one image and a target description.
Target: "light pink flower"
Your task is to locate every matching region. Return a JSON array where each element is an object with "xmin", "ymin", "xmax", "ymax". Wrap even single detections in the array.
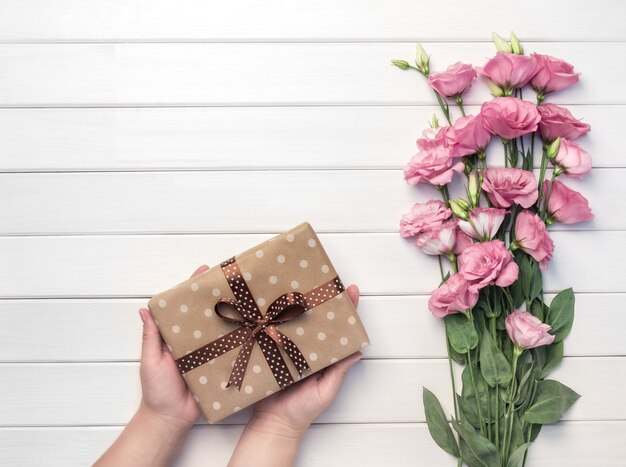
[
  {"xmin": 428, "ymin": 62, "xmax": 477, "ymax": 97},
  {"xmin": 459, "ymin": 207, "xmax": 509, "ymax": 241},
  {"xmin": 506, "ymin": 310, "xmax": 555, "ymax": 349},
  {"xmin": 404, "ymin": 146, "xmax": 465, "ymax": 186},
  {"xmin": 514, "ymin": 210, "xmax": 554, "ymax": 271},
  {"xmin": 454, "ymin": 230, "xmax": 474, "ymax": 255},
  {"xmin": 399, "ymin": 200, "xmax": 452, "ymax": 238},
  {"xmin": 543, "ymin": 180, "xmax": 594, "ymax": 225},
  {"xmin": 458, "ymin": 240, "xmax": 519, "ymax": 292},
  {"xmin": 428, "ymin": 274, "xmax": 479, "ymax": 318},
  {"xmin": 477, "ymin": 52, "xmax": 540, "ymax": 91},
  {"xmin": 551, "ymin": 138, "xmax": 592, "ymax": 178},
  {"xmin": 480, "ymin": 97, "xmax": 541, "ymax": 140},
  {"xmin": 415, "ymin": 220, "xmax": 459, "ymax": 256},
  {"xmin": 530, "ymin": 53, "xmax": 580, "ymax": 95},
  {"xmin": 416, "ymin": 126, "xmax": 453, "ymax": 152},
  {"xmin": 482, "ymin": 168, "xmax": 539, "ymax": 208},
  {"xmin": 537, "ymin": 103, "xmax": 591, "ymax": 142},
  {"xmin": 448, "ymin": 114, "xmax": 493, "ymax": 157}
]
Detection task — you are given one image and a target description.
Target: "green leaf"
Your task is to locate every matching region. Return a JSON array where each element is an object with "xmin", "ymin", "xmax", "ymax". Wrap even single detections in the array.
[
  {"xmin": 529, "ymin": 423, "xmax": 542, "ymax": 442},
  {"xmin": 529, "ymin": 299, "xmax": 546, "ymax": 321},
  {"xmin": 529, "ymin": 259, "xmax": 543, "ymax": 301},
  {"xmin": 522, "ymin": 380, "xmax": 581, "ymax": 424},
  {"xmin": 479, "ymin": 329, "xmax": 512, "ymax": 388},
  {"xmin": 507, "ymin": 442, "xmax": 532, "ymax": 467},
  {"xmin": 517, "ymin": 254, "xmax": 532, "ymax": 299},
  {"xmin": 541, "ymin": 341, "xmax": 564, "ymax": 378},
  {"xmin": 452, "ymin": 420, "xmax": 501, "ymax": 467},
  {"xmin": 545, "ymin": 288, "xmax": 575, "ymax": 343},
  {"xmin": 445, "ymin": 313, "xmax": 479, "ymax": 354},
  {"xmin": 423, "ymin": 387, "xmax": 459, "ymax": 457}
]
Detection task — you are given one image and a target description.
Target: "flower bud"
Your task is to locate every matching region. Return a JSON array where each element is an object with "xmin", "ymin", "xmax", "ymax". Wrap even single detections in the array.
[
  {"xmin": 391, "ymin": 59, "xmax": 410, "ymax": 70},
  {"xmin": 430, "ymin": 114, "xmax": 440, "ymax": 129},
  {"xmin": 415, "ymin": 43, "xmax": 430, "ymax": 74},
  {"xmin": 485, "ymin": 79, "xmax": 505, "ymax": 97},
  {"xmin": 546, "ymin": 137, "xmax": 561, "ymax": 160},
  {"xmin": 450, "ymin": 199, "xmax": 471, "ymax": 220},
  {"xmin": 492, "ymin": 32, "xmax": 513, "ymax": 53},
  {"xmin": 467, "ymin": 172, "xmax": 481, "ymax": 207},
  {"xmin": 510, "ymin": 31, "xmax": 524, "ymax": 55}
]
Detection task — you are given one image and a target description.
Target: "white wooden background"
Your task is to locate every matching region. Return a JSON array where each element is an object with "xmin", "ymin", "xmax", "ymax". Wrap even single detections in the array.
[{"xmin": 1, "ymin": 1, "xmax": 625, "ymax": 465}]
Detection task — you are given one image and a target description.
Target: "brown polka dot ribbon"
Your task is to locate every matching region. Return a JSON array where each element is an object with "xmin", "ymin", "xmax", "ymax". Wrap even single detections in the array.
[{"xmin": 175, "ymin": 256, "xmax": 346, "ymax": 390}]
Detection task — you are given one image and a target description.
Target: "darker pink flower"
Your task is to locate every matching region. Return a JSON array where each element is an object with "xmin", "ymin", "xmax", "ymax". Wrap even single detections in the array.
[
  {"xmin": 514, "ymin": 210, "xmax": 554, "ymax": 271},
  {"xmin": 404, "ymin": 146, "xmax": 465, "ymax": 186},
  {"xmin": 459, "ymin": 207, "xmax": 509, "ymax": 241},
  {"xmin": 454, "ymin": 230, "xmax": 474, "ymax": 255},
  {"xmin": 477, "ymin": 52, "xmax": 540, "ymax": 91},
  {"xmin": 415, "ymin": 220, "xmax": 459, "ymax": 256},
  {"xmin": 543, "ymin": 180, "xmax": 594, "ymax": 225},
  {"xmin": 458, "ymin": 240, "xmax": 519, "ymax": 292},
  {"xmin": 506, "ymin": 310, "xmax": 555, "ymax": 349},
  {"xmin": 399, "ymin": 200, "xmax": 452, "ymax": 237},
  {"xmin": 482, "ymin": 168, "xmax": 538, "ymax": 208},
  {"xmin": 448, "ymin": 114, "xmax": 493, "ymax": 157},
  {"xmin": 537, "ymin": 103, "xmax": 591, "ymax": 141},
  {"xmin": 551, "ymin": 138, "xmax": 592, "ymax": 179},
  {"xmin": 480, "ymin": 97, "xmax": 541, "ymax": 140},
  {"xmin": 428, "ymin": 62, "xmax": 477, "ymax": 97},
  {"xmin": 531, "ymin": 53, "xmax": 580, "ymax": 96},
  {"xmin": 428, "ymin": 274, "xmax": 479, "ymax": 318}
]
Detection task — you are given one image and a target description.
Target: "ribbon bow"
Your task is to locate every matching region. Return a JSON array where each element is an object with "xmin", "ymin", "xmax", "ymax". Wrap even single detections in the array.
[{"xmin": 176, "ymin": 256, "xmax": 345, "ymax": 390}]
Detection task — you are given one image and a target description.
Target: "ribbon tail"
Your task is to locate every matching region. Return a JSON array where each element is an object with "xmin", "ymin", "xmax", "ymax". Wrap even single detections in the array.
[
  {"xmin": 271, "ymin": 329, "xmax": 311, "ymax": 376},
  {"xmin": 176, "ymin": 327, "xmax": 251, "ymax": 375},
  {"xmin": 255, "ymin": 331, "xmax": 295, "ymax": 389},
  {"xmin": 227, "ymin": 337, "xmax": 255, "ymax": 390}
]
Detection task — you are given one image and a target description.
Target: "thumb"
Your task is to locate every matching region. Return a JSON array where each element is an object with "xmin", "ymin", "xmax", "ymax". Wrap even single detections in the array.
[
  {"xmin": 139, "ymin": 308, "xmax": 163, "ymax": 363},
  {"xmin": 318, "ymin": 351, "xmax": 363, "ymax": 403}
]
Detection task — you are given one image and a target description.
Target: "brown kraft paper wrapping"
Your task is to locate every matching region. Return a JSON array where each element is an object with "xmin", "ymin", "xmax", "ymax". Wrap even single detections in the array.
[{"xmin": 148, "ymin": 221, "xmax": 370, "ymax": 423}]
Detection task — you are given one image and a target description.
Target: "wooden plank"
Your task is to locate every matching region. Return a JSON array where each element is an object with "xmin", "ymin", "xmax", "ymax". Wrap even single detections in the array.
[
  {"xmin": 0, "ymin": 358, "xmax": 621, "ymax": 426},
  {"xmin": 0, "ymin": 169, "xmax": 613, "ymax": 234},
  {"xmin": 1, "ymin": 293, "xmax": 623, "ymax": 362},
  {"xmin": 0, "ymin": 43, "xmax": 622, "ymax": 106},
  {"xmin": 0, "ymin": 231, "xmax": 621, "ymax": 298},
  {"xmin": 0, "ymin": 421, "xmax": 623, "ymax": 466},
  {"xmin": 0, "ymin": 105, "xmax": 612, "ymax": 171},
  {"xmin": 0, "ymin": 0, "xmax": 623, "ymax": 42}
]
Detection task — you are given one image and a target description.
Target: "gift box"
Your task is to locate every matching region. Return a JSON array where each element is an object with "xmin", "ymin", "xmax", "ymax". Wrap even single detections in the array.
[{"xmin": 148, "ymin": 221, "xmax": 370, "ymax": 423}]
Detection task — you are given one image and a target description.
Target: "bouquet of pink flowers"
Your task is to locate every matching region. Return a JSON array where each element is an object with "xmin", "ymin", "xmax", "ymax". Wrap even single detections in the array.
[{"xmin": 393, "ymin": 32, "xmax": 591, "ymax": 467}]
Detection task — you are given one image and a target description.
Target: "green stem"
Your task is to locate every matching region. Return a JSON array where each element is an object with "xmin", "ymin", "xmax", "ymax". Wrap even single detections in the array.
[
  {"xmin": 438, "ymin": 185, "xmax": 451, "ymax": 208},
  {"xmin": 502, "ymin": 349, "xmax": 521, "ymax": 463},
  {"xmin": 503, "ymin": 140, "xmax": 509, "ymax": 168},
  {"xmin": 466, "ymin": 349, "xmax": 486, "ymax": 437},
  {"xmin": 521, "ymin": 423, "xmax": 532, "ymax": 467},
  {"xmin": 540, "ymin": 171, "xmax": 558, "ymax": 219},
  {"xmin": 536, "ymin": 145, "xmax": 549, "ymax": 209},
  {"xmin": 438, "ymin": 255, "xmax": 445, "ymax": 281},
  {"xmin": 434, "ymin": 90, "xmax": 453, "ymax": 125},
  {"xmin": 455, "ymin": 96, "xmax": 466, "ymax": 116}
]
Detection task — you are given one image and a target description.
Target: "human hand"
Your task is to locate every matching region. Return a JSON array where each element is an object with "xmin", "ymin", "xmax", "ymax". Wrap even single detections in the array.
[
  {"xmin": 137, "ymin": 265, "xmax": 209, "ymax": 431},
  {"xmin": 248, "ymin": 284, "xmax": 364, "ymax": 438}
]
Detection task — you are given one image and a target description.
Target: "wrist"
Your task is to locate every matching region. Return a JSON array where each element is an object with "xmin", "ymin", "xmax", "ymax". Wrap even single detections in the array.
[
  {"xmin": 136, "ymin": 401, "xmax": 195, "ymax": 437},
  {"xmin": 247, "ymin": 412, "xmax": 309, "ymax": 441}
]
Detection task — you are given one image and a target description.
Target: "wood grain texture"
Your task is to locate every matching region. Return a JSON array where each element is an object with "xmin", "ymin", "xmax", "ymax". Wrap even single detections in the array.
[
  {"xmin": 0, "ymin": 293, "xmax": 623, "ymax": 362},
  {"xmin": 0, "ymin": 358, "xmax": 622, "ymax": 426},
  {"xmin": 0, "ymin": 105, "xmax": 611, "ymax": 171},
  {"xmin": 0, "ymin": 43, "xmax": 622, "ymax": 106},
  {"xmin": 0, "ymin": 0, "xmax": 623, "ymax": 42},
  {"xmin": 0, "ymin": 231, "xmax": 619, "ymax": 298}
]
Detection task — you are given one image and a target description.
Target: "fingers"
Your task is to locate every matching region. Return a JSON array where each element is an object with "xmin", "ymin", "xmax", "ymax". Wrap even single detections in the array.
[
  {"xmin": 191, "ymin": 264, "xmax": 209, "ymax": 278},
  {"xmin": 139, "ymin": 308, "xmax": 164, "ymax": 363},
  {"xmin": 317, "ymin": 351, "xmax": 363, "ymax": 403},
  {"xmin": 346, "ymin": 284, "xmax": 360, "ymax": 308}
]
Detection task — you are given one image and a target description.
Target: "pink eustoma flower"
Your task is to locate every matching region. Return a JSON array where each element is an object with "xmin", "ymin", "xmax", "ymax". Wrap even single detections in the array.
[
  {"xmin": 506, "ymin": 310, "xmax": 555, "ymax": 349},
  {"xmin": 538, "ymin": 103, "xmax": 591, "ymax": 142},
  {"xmin": 458, "ymin": 240, "xmax": 519, "ymax": 292},
  {"xmin": 543, "ymin": 180, "xmax": 594, "ymax": 225},
  {"xmin": 416, "ymin": 126, "xmax": 453, "ymax": 152},
  {"xmin": 477, "ymin": 52, "xmax": 540, "ymax": 91},
  {"xmin": 480, "ymin": 97, "xmax": 541, "ymax": 140},
  {"xmin": 399, "ymin": 200, "xmax": 452, "ymax": 238},
  {"xmin": 459, "ymin": 207, "xmax": 509, "ymax": 241},
  {"xmin": 428, "ymin": 62, "xmax": 477, "ymax": 97},
  {"xmin": 551, "ymin": 138, "xmax": 592, "ymax": 179},
  {"xmin": 415, "ymin": 220, "xmax": 459, "ymax": 256},
  {"xmin": 428, "ymin": 274, "xmax": 479, "ymax": 318},
  {"xmin": 404, "ymin": 146, "xmax": 465, "ymax": 186},
  {"xmin": 531, "ymin": 53, "xmax": 580, "ymax": 96},
  {"xmin": 482, "ymin": 168, "xmax": 539, "ymax": 208},
  {"xmin": 514, "ymin": 210, "xmax": 555, "ymax": 271},
  {"xmin": 448, "ymin": 114, "xmax": 492, "ymax": 157}
]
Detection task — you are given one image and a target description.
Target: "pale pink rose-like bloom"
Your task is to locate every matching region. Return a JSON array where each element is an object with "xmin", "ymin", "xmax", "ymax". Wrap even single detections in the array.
[
  {"xmin": 458, "ymin": 240, "xmax": 519, "ymax": 293},
  {"xmin": 538, "ymin": 103, "xmax": 591, "ymax": 142},
  {"xmin": 505, "ymin": 310, "xmax": 555, "ymax": 349},
  {"xmin": 514, "ymin": 210, "xmax": 555, "ymax": 271},
  {"xmin": 404, "ymin": 146, "xmax": 465, "ymax": 186},
  {"xmin": 477, "ymin": 52, "xmax": 540, "ymax": 90},
  {"xmin": 453, "ymin": 230, "xmax": 474, "ymax": 255},
  {"xmin": 482, "ymin": 168, "xmax": 539, "ymax": 208},
  {"xmin": 459, "ymin": 207, "xmax": 509, "ymax": 241},
  {"xmin": 415, "ymin": 220, "xmax": 459, "ymax": 256},
  {"xmin": 480, "ymin": 97, "xmax": 541, "ymax": 140},
  {"xmin": 551, "ymin": 138, "xmax": 592, "ymax": 179},
  {"xmin": 416, "ymin": 125, "xmax": 453, "ymax": 152},
  {"xmin": 428, "ymin": 62, "xmax": 477, "ymax": 97},
  {"xmin": 428, "ymin": 274, "xmax": 479, "ymax": 318},
  {"xmin": 531, "ymin": 53, "xmax": 580, "ymax": 95},
  {"xmin": 543, "ymin": 180, "xmax": 594, "ymax": 225},
  {"xmin": 399, "ymin": 200, "xmax": 452, "ymax": 238},
  {"xmin": 448, "ymin": 114, "xmax": 493, "ymax": 157}
]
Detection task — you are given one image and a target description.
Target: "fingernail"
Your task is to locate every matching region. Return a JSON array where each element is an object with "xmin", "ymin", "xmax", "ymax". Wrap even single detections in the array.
[{"xmin": 138, "ymin": 309, "xmax": 146, "ymax": 323}]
